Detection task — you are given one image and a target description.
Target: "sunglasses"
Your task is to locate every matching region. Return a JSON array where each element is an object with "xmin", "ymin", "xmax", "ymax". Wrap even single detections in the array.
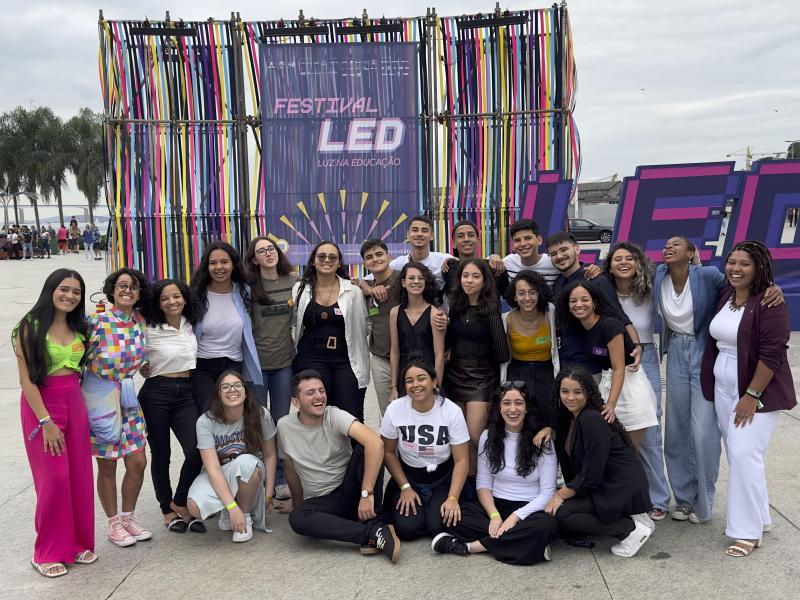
[
  {"xmin": 315, "ymin": 253, "xmax": 339, "ymax": 263},
  {"xmin": 499, "ymin": 380, "xmax": 526, "ymax": 390}
]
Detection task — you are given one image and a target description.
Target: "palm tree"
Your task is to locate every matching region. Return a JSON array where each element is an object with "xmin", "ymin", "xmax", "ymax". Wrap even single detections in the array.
[
  {"xmin": 37, "ymin": 109, "xmax": 73, "ymax": 228},
  {"xmin": 0, "ymin": 107, "xmax": 47, "ymax": 229},
  {"xmin": 67, "ymin": 108, "xmax": 104, "ymax": 223}
]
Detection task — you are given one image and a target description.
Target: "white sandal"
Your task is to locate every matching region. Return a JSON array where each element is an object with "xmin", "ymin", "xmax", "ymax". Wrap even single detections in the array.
[{"xmin": 725, "ymin": 538, "xmax": 761, "ymax": 557}]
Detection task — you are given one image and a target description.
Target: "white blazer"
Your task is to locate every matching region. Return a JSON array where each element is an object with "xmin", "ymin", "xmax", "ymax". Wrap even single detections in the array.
[
  {"xmin": 500, "ymin": 303, "xmax": 560, "ymax": 381},
  {"xmin": 292, "ymin": 276, "xmax": 371, "ymax": 389}
]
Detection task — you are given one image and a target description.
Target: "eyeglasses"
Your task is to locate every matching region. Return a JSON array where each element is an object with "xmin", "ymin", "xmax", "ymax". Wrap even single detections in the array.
[
  {"xmin": 220, "ymin": 382, "xmax": 244, "ymax": 393},
  {"xmin": 515, "ymin": 290, "xmax": 539, "ymax": 298},
  {"xmin": 116, "ymin": 282, "xmax": 141, "ymax": 292},
  {"xmin": 499, "ymin": 380, "xmax": 526, "ymax": 390},
  {"xmin": 255, "ymin": 246, "xmax": 277, "ymax": 256},
  {"xmin": 316, "ymin": 253, "xmax": 339, "ymax": 263}
]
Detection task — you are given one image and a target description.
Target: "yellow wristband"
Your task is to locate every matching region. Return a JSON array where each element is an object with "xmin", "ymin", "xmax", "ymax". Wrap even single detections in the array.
[
  {"xmin": 225, "ymin": 500, "xmax": 238, "ymax": 511},
  {"xmin": 489, "ymin": 511, "xmax": 501, "ymax": 519},
  {"xmin": 447, "ymin": 496, "xmax": 458, "ymax": 503},
  {"xmin": 400, "ymin": 483, "xmax": 411, "ymax": 491}
]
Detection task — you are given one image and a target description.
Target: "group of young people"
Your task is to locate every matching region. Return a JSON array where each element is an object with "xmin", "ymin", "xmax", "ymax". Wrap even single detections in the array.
[{"xmin": 14, "ymin": 214, "xmax": 795, "ymax": 578}]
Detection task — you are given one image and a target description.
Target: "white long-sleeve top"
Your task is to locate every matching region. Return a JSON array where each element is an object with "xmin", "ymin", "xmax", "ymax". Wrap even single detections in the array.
[{"xmin": 476, "ymin": 430, "xmax": 557, "ymax": 521}]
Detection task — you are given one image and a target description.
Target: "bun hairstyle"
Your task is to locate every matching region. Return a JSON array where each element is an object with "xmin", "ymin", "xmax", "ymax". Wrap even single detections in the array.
[{"xmin": 400, "ymin": 351, "xmax": 443, "ymax": 402}]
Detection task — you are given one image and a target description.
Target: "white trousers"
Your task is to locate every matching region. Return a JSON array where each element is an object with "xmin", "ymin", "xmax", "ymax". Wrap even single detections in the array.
[{"xmin": 713, "ymin": 352, "xmax": 779, "ymax": 539}]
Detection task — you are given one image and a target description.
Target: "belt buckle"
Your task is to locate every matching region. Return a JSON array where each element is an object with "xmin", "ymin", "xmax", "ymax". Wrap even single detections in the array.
[{"xmin": 326, "ymin": 336, "xmax": 337, "ymax": 350}]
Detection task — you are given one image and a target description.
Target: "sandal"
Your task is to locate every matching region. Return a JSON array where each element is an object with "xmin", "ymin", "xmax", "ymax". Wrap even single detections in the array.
[
  {"xmin": 166, "ymin": 516, "xmax": 188, "ymax": 533},
  {"xmin": 75, "ymin": 550, "xmax": 98, "ymax": 564},
  {"xmin": 725, "ymin": 538, "xmax": 762, "ymax": 557},
  {"xmin": 188, "ymin": 518, "xmax": 206, "ymax": 533},
  {"xmin": 648, "ymin": 508, "xmax": 667, "ymax": 521},
  {"xmin": 31, "ymin": 560, "xmax": 67, "ymax": 578}
]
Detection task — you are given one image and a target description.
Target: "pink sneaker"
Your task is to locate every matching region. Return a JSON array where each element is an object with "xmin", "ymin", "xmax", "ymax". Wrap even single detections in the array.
[
  {"xmin": 107, "ymin": 516, "xmax": 137, "ymax": 547},
  {"xmin": 121, "ymin": 513, "xmax": 153, "ymax": 541}
]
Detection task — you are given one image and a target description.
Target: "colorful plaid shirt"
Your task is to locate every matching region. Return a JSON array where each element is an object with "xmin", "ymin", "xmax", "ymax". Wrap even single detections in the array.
[{"xmin": 84, "ymin": 307, "xmax": 146, "ymax": 381}]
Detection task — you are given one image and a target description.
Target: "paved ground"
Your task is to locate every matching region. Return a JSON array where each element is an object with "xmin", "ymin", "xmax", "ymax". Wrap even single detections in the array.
[{"xmin": 1, "ymin": 254, "xmax": 798, "ymax": 600}]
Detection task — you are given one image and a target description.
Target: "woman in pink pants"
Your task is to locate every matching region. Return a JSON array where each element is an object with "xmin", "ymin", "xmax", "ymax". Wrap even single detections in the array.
[{"xmin": 14, "ymin": 268, "xmax": 96, "ymax": 578}]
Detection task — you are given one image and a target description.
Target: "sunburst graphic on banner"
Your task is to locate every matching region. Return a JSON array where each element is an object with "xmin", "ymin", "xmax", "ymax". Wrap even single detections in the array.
[{"xmin": 280, "ymin": 189, "xmax": 408, "ymax": 245}]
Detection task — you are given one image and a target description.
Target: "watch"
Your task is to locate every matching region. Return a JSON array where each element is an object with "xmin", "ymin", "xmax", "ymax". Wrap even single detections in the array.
[{"xmin": 361, "ymin": 489, "xmax": 374, "ymax": 498}]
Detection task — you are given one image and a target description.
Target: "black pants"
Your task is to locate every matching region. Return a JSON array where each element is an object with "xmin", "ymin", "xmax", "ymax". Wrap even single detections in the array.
[
  {"xmin": 191, "ymin": 357, "xmax": 243, "ymax": 414},
  {"xmin": 507, "ymin": 359, "xmax": 555, "ymax": 427},
  {"xmin": 138, "ymin": 376, "xmax": 203, "ymax": 514},
  {"xmin": 556, "ymin": 496, "xmax": 635, "ymax": 540},
  {"xmin": 292, "ymin": 352, "xmax": 366, "ymax": 422},
  {"xmin": 289, "ymin": 445, "xmax": 384, "ymax": 545},
  {"xmin": 448, "ymin": 497, "xmax": 557, "ymax": 565},
  {"xmin": 383, "ymin": 467, "xmax": 455, "ymax": 541}
]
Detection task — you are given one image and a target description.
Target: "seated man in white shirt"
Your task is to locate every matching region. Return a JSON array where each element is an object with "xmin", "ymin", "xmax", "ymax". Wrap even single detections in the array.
[{"xmin": 277, "ymin": 370, "xmax": 400, "ymax": 562}]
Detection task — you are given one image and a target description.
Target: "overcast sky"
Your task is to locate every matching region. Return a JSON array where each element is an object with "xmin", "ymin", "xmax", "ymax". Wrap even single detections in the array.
[{"xmin": 1, "ymin": 0, "xmax": 797, "ymax": 208}]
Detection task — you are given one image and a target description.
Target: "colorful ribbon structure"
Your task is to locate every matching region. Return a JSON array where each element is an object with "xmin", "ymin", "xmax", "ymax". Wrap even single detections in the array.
[{"xmin": 99, "ymin": 6, "xmax": 579, "ymax": 280}]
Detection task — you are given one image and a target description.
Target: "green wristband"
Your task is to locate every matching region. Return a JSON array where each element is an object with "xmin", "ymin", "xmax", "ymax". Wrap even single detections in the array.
[{"xmin": 489, "ymin": 511, "xmax": 501, "ymax": 519}]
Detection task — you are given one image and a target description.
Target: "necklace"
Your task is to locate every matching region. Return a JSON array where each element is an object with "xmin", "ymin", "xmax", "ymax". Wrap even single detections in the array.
[
  {"xmin": 317, "ymin": 283, "xmax": 338, "ymax": 319},
  {"xmin": 729, "ymin": 294, "xmax": 749, "ymax": 312}
]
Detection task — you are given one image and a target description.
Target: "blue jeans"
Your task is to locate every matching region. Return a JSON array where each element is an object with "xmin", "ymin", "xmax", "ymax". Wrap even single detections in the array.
[
  {"xmin": 638, "ymin": 343, "xmax": 671, "ymax": 511},
  {"xmin": 262, "ymin": 366, "xmax": 293, "ymax": 485},
  {"xmin": 663, "ymin": 333, "xmax": 722, "ymax": 521}
]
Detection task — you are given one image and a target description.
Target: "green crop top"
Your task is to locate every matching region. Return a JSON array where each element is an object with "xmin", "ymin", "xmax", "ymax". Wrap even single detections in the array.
[{"xmin": 45, "ymin": 333, "xmax": 86, "ymax": 374}]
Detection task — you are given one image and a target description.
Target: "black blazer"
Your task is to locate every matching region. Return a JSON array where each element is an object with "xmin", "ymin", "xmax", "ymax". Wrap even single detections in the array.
[{"xmin": 555, "ymin": 407, "xmax": 650, "ymax": 524}]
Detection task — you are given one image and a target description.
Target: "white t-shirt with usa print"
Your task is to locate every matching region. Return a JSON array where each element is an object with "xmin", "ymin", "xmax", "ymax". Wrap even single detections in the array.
[{"xmin": 380, "ymin": 395, "xmax": 469, "ymax": 469}]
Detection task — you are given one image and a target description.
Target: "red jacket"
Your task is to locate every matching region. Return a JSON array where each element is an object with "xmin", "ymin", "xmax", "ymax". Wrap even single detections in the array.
[{"xmin": 701, "ymin": 288, "xmax": 796, "ymax": 413}]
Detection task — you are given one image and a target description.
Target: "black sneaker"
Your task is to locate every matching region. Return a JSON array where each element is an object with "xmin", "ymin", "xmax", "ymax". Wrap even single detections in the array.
[
  {"xmin": 431, "ymin": 532, "xmax": 469, "ymax": 556},
  {"xmin": 373, "ymin": 524, "xmax": 400, "ymax": 562}
]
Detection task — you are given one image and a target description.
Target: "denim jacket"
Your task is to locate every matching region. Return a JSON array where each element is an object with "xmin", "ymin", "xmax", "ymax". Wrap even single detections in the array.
[
  {"xmin": 194, "ymin": 283, "xmax": 263, "ymax": 386},
  {"xmin": 652, "ymin": 264, "xmax": 725, "ymax": 358}
]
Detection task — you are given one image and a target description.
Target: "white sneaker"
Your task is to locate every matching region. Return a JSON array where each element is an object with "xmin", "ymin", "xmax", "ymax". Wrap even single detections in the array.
[
  {"xmin": 231, "ymin": 514, "xmax": 253, "ymax": 543},
  {"xmin": 274, "ymin": 483, "xmax": 291, "ymax": 500},
  {"xmin": 218, "ymin": 511, "xmax": 232, "ymax": 531},
  {"xmin": 611, "ymin": 514, "xmax": 653, "ymax": 558}
]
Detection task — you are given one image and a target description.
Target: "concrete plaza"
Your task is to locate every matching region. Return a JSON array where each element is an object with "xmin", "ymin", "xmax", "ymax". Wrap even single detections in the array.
[{"xmin": 0, "ymin": 254, "xmax": 798, "ymax": 600}]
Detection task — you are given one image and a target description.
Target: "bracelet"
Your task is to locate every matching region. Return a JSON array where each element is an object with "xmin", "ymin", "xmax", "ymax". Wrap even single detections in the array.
[
  {"xmin": 489, "ymin": 511, "xmax": 501, "ymax": 519},
  {"xmin": 38, "ymin": 415, "xmax": 52, "ymax": 426},
  {"xmin": 745, "ymin": 387, "xmax": 762, "ymax": 399},
  {"xmin": 447, "ymin": 496, "xmax": 458, "ymax": 503},
  {"xmin": 265, "ymin": 495, "xmax": 273, "ymax": 503},
  {"xmin": 225, "ymin": 500, "xmax": 238, "ymax": 511},
  {"xmin": 390, "ymin": 384, "xmax": 397, "ymax": 389},
  {"xmin": 400, "ymin": 483, "xmax": 411, "ymax": 491}
]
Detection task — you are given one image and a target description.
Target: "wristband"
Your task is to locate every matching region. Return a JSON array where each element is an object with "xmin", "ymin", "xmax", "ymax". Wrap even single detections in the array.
[
  {"xmin": 265, "ymin": 496, "xmax": 273, "ymax": 503},
  {"xmin": 489, "ymin": 511, "xmax": 500, "ymax": 519},
  {"xmin": 38, "ymin": 415, "xmax": 53, "ymax": 426},
  {"xmin": 400, "ymin": 483, "xmax": 411, "ymax": 491},
  {"xmin": 447, "ymin": 496, "xmax": 458, "ymax": 503},
  {"xmin": 225, "ymin": 500, "xmax": 238, "ymax": 511},
  {"xmin": 745, "ymin": 387, "xmax": 762, "ymax": 399}
]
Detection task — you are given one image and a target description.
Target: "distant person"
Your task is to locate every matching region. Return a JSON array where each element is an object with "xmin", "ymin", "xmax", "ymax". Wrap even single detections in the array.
[
  {"xmin": 39, "ymin": 226, "xmax": 51, "ymax": 259},
  {"xmin": 22, "ymin": 226, "xmax": 34, "ymax": 260},
  {"xmin": 68, "ymin": 224, "xmax": 80, "ymax": 254},
  {"xmin": 82, "ymin": 225, "xmax": 94, "ymax": 261},
  {"xmin": 91, "ymin": 223, "xmax": 102, "ymax": 260},
  {"xmin": 57, "ymin": 224, "xmax": 67, "ymax": 255}
]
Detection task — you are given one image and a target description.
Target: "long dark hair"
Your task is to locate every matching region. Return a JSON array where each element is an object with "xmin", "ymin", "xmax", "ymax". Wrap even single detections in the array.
[
  {"xmin": 13, "ymin": 269, "xmax": 88, "ymax": 386},
  {"xmin": 206, "ymin": 370, "xmax": 265, "ymax": 455},
  {"xmin": 604, "ymin": 242, "xmax": 653, "ymax": 305},
  {"xmin": 553, "ymin": 366, "xmax": 632, "ymax": 447},
  {"xmin": 142, "ymin": 279, "xmax": 201, "ymax": 327},
  {"xmin": 556, "ymin": 279, "xmax": 619, "ymax": 329},
  {"xmin": 483, "ymin": 382, "xmax": 545, "ymax": 477},
  {"xmin": 294, "ymin": 241, "xmax": 349, "ymax": 326},
  {"xmin": 190, "ymin": 241, "xmax": 250, "ymax": 318},
  {"xmin": 398, "ymin": 261, "xmax": 438, "ymax": 308},
  {"xmin": 448, "ymin": 257, "xmax": 499, "ymax": 315},
  {"xmin": 244, "ymin": 236, "xmax": 294, "ymax": 304},
  {"xmin": 727, "ymin": 240, "xmax": 774, "ymax": 296}
]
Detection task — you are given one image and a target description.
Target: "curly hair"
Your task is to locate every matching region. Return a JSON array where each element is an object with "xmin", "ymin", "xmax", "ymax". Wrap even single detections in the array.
[
  {"xmin": 398, "ymin": 261, "xmax": 439, "ymax": 308},
  {"xmin": 142, "ymin": 279, "xmax": 202, "ymax": 327},
  {"xmin": 13, "ymin": 269, "xmax": 88, "ymax": 386},
  {"xmin": 604, "ymin": 242, "xmax": 654, "ymax": 305},
  {"xmin": 102, "ymin": 268, "xmax": 149, "ymax": 310},
  {"xmin": 505, "ymin": 270, "xmax": 552, "ymax": 311},
  {"xmin": 243, "ymin": 236, "xmax": 294, "ymax": 305},
  {"xmin": 556, "ymin": 279, "xmax": 619, "ymax": 329},
  {"xmin": 727, "ymin": 240, "xmax": 774, "ymax": 296},
  {"xmin": 448, "ymin": 258, "xmax": 499, "ymax": 315},
  {"xmin": 552, "ymin": 366, "xmax": 632, "ymax": 447},
  {"xmin": 190, "ymin": 241, "xmax": 251, "ymax": 318},
  {"xmin": 482, "ymin": 382, "xmax": 546, "ymax": 477},
  {"xmin": 204, "ymin": 370, "xmax": 265, "ymax": 454},
  {"xmin": 295, "ymin": 241, "xmax": 350, "ymax": 327}
]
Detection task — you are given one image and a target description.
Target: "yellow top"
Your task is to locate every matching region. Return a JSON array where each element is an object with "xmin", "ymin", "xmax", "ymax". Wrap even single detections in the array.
[
  {"xmin": 46, "ymin": 333, "xmax": 86, "ymax": 375},
  {"xmin": 508, "ymin": 317, "xmax": 551, "ymax": 362}
]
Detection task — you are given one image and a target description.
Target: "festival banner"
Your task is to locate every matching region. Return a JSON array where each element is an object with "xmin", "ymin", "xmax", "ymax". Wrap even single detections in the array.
[{"xmin": 260, "ymin": 43, "xmax": 420, "ymax": 265}]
